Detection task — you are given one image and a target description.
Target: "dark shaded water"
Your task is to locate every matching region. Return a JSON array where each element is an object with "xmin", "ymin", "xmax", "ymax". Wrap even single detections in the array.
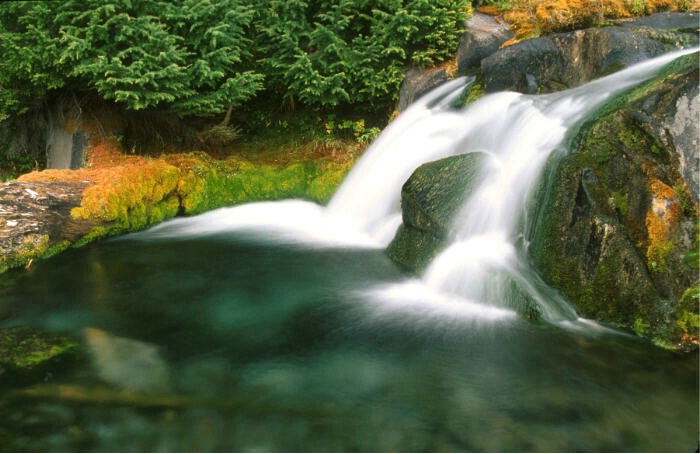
[{"xmin": 0, "ymin": 232, "xmax": 697, "ymax": 452}]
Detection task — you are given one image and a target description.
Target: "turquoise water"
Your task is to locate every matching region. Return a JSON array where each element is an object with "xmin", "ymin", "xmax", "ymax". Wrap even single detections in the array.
[{"xmin": 0, "ymin": 232, "xmax": 697, "ymax": 451}]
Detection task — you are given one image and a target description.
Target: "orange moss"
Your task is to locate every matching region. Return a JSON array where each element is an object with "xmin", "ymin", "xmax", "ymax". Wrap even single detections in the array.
[
  {"xmin": 504, "ymin": 8, "xmax": 540, "ymax": 42},
  {"xmin": 70, "ymin": 159, "xmax": 181, "ymax": 229},
  {"xmin": 535, "ymin": 0, "xmax": 604, "ymax": 33},
  {"xmin": 645, "ymin": 178, "xmax": 682, "ymax": 270},
  {"xmin": 84, "ymin": 137, "xmax": 133, "ymax": 168},
  {"xmin": 492, "ymin": 0, "xmax": 698, "ymax": 44},
  {"xmin": 17, "ymin": 137, "xmax": 149, "ymax": 185},
  {"xmin": 477, "ymin": 5, "xmax": 503, "ymax": 16}
]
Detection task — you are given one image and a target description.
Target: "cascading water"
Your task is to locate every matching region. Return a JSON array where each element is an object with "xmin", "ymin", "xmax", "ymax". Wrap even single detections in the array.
[
  {"xmin": 357, "ymin": 47, "xmax": 697, "ymax": 325},
  {"xmin": 145, "ymin": 48, "xmax": 697, "ymax": 327}
]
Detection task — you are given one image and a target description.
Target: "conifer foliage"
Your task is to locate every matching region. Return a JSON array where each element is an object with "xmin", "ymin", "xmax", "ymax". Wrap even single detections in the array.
[
  {"xmin": 0, "ymin": 0, "xmax": 468, "ymax": 121},
  {"xmin": 254, "ymin": 0, "xmax": 469, "ymax": 109}
]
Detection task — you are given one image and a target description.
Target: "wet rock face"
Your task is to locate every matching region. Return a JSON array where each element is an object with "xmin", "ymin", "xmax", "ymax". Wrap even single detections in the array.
[
  {"xmin": 457, "ymin": 12, "xmax": 514, "ymax": 74},
  {"xmin": 531, "ymin": 54, "xmax": 699, "ymax": 350},
  {"xmin": 0, "ymin": 181, "xmax": 94, "ymax": 272},
  {"xmin": 397, "ymin": 67, "xmax": 449, "ymax": 112},
  {"xmin": 388, "ymin": 52, "xmax": 698, "ymax": 350},
  {"xmin": 398, "ymin": 12, "xmax": 512, "ymax": 111},
  {"xmin": 481, "ymin": 13, "xmax": 699, "ymax": 94}
]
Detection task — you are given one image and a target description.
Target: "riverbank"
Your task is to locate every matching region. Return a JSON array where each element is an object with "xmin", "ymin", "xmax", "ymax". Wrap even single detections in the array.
[{"xmin": 0, "ymin": 134, "xmax": 362, "ymax": 273}]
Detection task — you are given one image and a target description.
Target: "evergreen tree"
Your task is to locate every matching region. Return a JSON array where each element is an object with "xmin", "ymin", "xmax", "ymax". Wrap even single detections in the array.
[
  {"xmin": 0, "ymin": 0, "xmax": 264, "ymax": 121},
  {"xmin": 0, "ymin": 0, "xmax": 469, "ymax": 163},
  {"xmin": 253, "ymin": 0, "xmax": 470, "ymax": 111},
  {"xmin": 0, "ymin": 2, "xmax": 64, "ymax": 121}
]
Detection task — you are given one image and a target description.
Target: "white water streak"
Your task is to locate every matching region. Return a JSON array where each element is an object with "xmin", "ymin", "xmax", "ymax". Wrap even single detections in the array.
[
  {"xmin": 361, "ymin": 47, "xmax": 698, "ymax": 324},
  {"xmin": 141, "ymin": 48, "xmax": 697, "ymax": 326}
]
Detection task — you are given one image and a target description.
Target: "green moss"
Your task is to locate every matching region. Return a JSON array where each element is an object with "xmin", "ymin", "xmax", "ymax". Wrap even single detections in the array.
[
  {"xmin": 648, "ymin": 239, "xmax": 675, "ymax": 272},
  {"xmin": 464, "ymin": 75, "xmax": 486, "ymax": 105},
  {"xmin": 633, "ymin": 317, "xmax": 651, "ymax": 337},
  {"xmin": 305, "ymin": 161, "xmax": 353, "ymax": 204},
  {"xmin": 610, "ymin": 190, "xmax": 629, "ymax": 217},
  {"xmin": 572, "ymin": 51, "xmax": 698, "ymax": 152},
  {"xmin": 41, "ymin": 240, "xmax": 72, "ymax": 260},
  {"xmin": 685, "ymin": 250, "xmax": 699, "ymax": 269},
  {"xmin": 0, "ymin": 326, "xmax": 80, "ymax": 371},
  {"xmin": 0, "ymin": 233, "xmax": 51, "ymax": 273},
  {"xmin": 71, "ymin": 160, "xmax": 182, "ymax": 234},
  {"xmin": 386, "ymin": 225, "xmax": 447, "ymax": 273},
  {"xmin": 175, "ymin": 156, "xmax": 351, "ymax": 215}
]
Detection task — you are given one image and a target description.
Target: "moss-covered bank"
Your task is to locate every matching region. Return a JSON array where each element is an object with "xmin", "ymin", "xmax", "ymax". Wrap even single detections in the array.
[{"xmin": 1, "ymin": 143, "xmax": 355, "ymax": 273}]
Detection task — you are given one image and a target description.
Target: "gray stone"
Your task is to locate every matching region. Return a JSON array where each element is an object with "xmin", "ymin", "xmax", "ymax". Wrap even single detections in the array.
[
  {"xmin": 481, "ymin": 13, "xmax": 699, "ymax": 94},
  {"xmin": 397, "ymin": 67, "xmax": 449, "ymax": 112},
  {"xmin": 0, "ymin": 180, "xmax": 94, "ymax": 271},
  {"xmin": 457, "ymin": 12, "xmax": 514, "ymax": 74},
  {"xmin": 530, "ymin": 53, "xmax": 699, "ymax": 350}
]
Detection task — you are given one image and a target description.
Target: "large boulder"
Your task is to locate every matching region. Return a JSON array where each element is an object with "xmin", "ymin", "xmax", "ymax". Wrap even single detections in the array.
[
  {"xmin": 387, "ymin": 152, "xmax": 484, "ymax": 272},
  {"xmin": 386, "ymin": 52, "xmax": 698, "ymax": 351},
  {"xmin": 397, "ymin": 67, "xmax": 450, "ymax": 112},
  {"xmin": 481, "ymin": 12, "xmax": 699, "ymax": 94},
  {"xmin": 530, "ymin": 52, "xmax": 699, "ymax": 350},
  {"xmin": 457, "ymin": 12, "xmax": 514, "ymax": 74}
]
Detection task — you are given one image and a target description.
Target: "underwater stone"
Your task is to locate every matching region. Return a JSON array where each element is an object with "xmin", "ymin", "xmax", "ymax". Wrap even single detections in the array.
[
  {"xmin": 82, "ymin": 327, "xmax": 172, "ymax": 395},
  {"xmin": 0, "ymin": 326, "xmax": 80, "ymax": 381}
]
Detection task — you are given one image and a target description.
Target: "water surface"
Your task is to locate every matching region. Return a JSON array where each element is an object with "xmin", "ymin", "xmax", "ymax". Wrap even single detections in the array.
[{"xmin": 0, "ymin": 233, "xmax": 697, "ymax": 452}]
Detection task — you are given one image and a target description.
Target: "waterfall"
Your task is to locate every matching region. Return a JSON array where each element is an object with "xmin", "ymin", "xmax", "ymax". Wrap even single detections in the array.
[
  {"xmin": 355, "ymin": 47, "xmax": 697, "ymax": 325},
  {"xmin": 144, "ymin": 48, "xmax": 696, "ymax": 326}
]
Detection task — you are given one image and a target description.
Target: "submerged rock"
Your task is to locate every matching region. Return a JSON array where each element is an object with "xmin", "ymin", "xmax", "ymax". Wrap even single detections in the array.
[
  {"xmin": 0, "ymin": 326, "xmax": 80, "ymax": 383},
  {"xmin": 82, "ymin": 327, "xmax": 172, "ymax": 394}
]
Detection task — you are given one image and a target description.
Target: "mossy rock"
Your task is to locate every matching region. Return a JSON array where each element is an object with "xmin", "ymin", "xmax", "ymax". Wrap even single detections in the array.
[
  {"xmin": 530, "ymin": 53, "xmax": 699, "ymax": 350},
  {"xmin": 387, "ymin": 225, "xmax": 448, "ymax": 273},
  {"xmin": 386, "ymin": 152, "xmax": 485, "ymax": 273},
  {"xmin": 0, "ymin": 326, "xmax": 82, "ymax": 384},
  {"xmin": 0, "ymin": 148, "xmax": 356, "ymax": 273}
]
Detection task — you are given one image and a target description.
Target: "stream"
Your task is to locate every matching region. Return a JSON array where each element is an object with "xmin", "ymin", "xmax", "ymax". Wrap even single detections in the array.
[
  {"xmin": 0, "ymin": 233, "xmax": 697, "ymax": 451},
  {"xmin": 0, "ymin": 48, "xmax": 698, "ymax": 451}
]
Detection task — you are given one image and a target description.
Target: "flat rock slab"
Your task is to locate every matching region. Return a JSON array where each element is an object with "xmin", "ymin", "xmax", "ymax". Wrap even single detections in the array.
[
  {"xmin": 0, "ymin": 181, "xmax": 94, "ymax": 269},
  {"xmin": 616, "ymin": 11, "xmax": 700, "ymax": 30}
]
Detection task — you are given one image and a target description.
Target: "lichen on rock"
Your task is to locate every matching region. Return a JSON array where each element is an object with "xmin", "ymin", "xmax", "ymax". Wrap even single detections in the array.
[{"xmin": 530, "ymin": 51, "xmax": 699, "ymax": 350}]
